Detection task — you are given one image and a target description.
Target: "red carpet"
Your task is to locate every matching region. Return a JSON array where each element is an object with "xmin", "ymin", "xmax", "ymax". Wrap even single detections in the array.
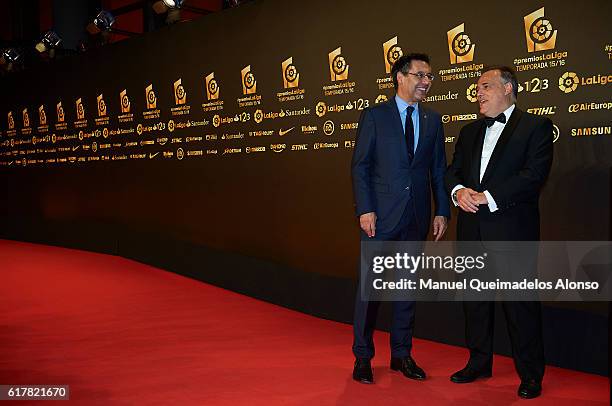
[{"xmin": 0, "ymin": 240, "xmax": 608, "ymax": 405}]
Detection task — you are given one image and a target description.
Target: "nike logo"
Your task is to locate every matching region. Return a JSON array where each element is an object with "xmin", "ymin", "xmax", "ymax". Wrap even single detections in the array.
[
  {"xmin": 72, "ymin": 145, "xmax": 80, "ymax": 151},
  {"xmin": 149, "ymin": 152, "xmax": 159, "ymax": 159},
  {"xmin": 279, "ymin": 127, "xmax": 295, "ymax": 136}
]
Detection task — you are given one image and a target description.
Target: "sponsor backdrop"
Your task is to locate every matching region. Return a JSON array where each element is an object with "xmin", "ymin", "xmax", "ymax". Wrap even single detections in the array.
[{"xmin": 0, "ymin": 0, "xmax": 610, "ymax": 374}]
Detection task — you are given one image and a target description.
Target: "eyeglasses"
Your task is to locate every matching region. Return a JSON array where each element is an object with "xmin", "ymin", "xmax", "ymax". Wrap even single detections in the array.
[{"xmin": 406, "ymin": 71, "xmax": 435, "ymax": 81}]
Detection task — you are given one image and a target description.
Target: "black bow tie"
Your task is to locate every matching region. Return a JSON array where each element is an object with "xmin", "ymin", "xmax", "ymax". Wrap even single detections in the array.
[{"xmin": 484, "ymin": 113, "xmax": 506, "ymax": 127}]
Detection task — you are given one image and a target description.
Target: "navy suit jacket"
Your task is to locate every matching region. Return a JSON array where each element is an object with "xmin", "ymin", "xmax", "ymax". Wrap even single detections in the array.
[{"xmin": 351, "ymin": 99, "xmax": 450, "ymax": 239}]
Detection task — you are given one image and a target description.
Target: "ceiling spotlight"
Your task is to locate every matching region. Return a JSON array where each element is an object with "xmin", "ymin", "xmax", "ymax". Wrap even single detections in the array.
[
  {"xmin": 35, "ymin": 31, "xmax": 62, "ymax": 53},
  {"xmin": 0, "ymin": 48, "xmax": 22, "ymax": 72},
  {"xmin": 0, "ymin": 48, "xmax": 22, "ymax": 64},
  {"xmin": 153, "ymin": 0, "xmax": 184, "ymax": 14},
  {"xmin": 87, "ymin": 10, "xmax": 115, "ymax": 35},
  {"xmin": 163, "ymin": 0, "xmax": 184, "ymax": 7}
]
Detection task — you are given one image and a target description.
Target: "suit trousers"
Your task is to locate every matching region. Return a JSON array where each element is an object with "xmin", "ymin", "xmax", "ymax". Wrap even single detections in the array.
[
  {"xmin": 352, "ymin": 199, "xmax": 421, "ymax": 360},
  {"xmin": 462, "ymin": 239, "xmax": 545, "ymax": 381}
]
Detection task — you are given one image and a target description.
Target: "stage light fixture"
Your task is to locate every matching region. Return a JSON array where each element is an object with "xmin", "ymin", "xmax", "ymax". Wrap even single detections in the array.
[
  {"xmin": 35, "ymin": 31, "xmax": 62, "ymax": 53},
  {"xmin": 87, "ymin": 10, "xmax": 115, "ymax": 34},
  {"xmin": 0, "ymin": 48, "xmax": 22, "ymax": 64},
  {"xmin": 0, "ymin": 48, "xmax": 22, "ymax": 73},
  {"xmin": 153, "ymin": 0, "xmax": 184, "ymax": 14},
  {"xmin": 163, "ymin": 0, "xmax": 184, "ymax": 7}
]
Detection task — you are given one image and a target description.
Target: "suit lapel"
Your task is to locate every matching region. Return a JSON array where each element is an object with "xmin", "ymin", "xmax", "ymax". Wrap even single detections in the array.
[
  {"xmin": 481, "ymin": 108, "xmax": 523, "ymax": 185},
  {"xmin": 471, "ymin": 120, "xmax": 486, "ymax": 186},
  {"xmin": 387, "ymin": 99, "xmax": 409, "ymax": 160},
  {"xmin": 388, "ymin": 99, "xmax": 404, "ymax": 137},
  {"xmin": 413, "ymin": 105, "xmax": 428, "ymax": 162}
]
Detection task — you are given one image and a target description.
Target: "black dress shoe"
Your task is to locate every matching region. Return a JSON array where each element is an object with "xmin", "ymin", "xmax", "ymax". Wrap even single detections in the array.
[
  {"xmin": 450, "ymin": 366, "xmax": 492, "ymax": 383},
  {"xmin": 353, "ymin": 358, "xmax": 373, "ymax": 384},
  {"xmin": 518, "ymin": 379, "xmax": 542, "ymax": 399},
  {"xmin": 390, "ymin": 356, "xmax": 426, "ymax": 380}
]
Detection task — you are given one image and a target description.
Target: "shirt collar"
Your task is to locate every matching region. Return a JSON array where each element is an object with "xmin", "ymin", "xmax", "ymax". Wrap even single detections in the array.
[
  {"xmin": 395, "ymin": 95, "xmax": 419, "ymax": 115},
  {"xmin": 501, "ymin": 104, "xmax": 515, "ymax": 122}
]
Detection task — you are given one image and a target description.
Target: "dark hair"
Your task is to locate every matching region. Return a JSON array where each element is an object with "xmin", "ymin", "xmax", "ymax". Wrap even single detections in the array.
[
  {"xmin": 482, "ymin": 65, "xmax": 518, "ymax": 100},
  {"xmin": 391, "ymin": 53, "xmax": 430, "ymax": 89}
]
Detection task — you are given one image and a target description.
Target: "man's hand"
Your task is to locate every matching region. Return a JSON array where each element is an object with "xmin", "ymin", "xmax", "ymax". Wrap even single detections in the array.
[
  {"xmin": 456, "ymin": 188, "xmax": 480, "ymax": 213},
  {"xmin": 471, "ymin": 192, "xmax": 489, "ymax": 205},
  {"xmin": 359, "ymin": 212, "xmax": 377, "ymax": 238},
  {"xmin": 432, "ymin": 216, "xmax": 448, "ymax": 241}
]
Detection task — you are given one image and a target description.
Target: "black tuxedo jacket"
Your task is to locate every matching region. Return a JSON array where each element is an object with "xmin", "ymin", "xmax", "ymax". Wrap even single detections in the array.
[{"xmin": 445, "ymin": 107, "xmax": 554, "ymax": 241}]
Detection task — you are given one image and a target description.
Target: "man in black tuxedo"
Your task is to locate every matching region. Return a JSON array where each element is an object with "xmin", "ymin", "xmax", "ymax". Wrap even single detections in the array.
[
  {"xmin": 351, "ymin": 54, "xmax": 450, "ymax": 384},
  {"xmin": 445, "ymin": 66, "xmax": 553, "ymax": 399}
]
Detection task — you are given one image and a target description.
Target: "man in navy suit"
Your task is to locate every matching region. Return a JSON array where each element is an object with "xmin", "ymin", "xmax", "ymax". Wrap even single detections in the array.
[{"xmin": 351, "ymin": 53, "xmax": 450, "ymax": 384}]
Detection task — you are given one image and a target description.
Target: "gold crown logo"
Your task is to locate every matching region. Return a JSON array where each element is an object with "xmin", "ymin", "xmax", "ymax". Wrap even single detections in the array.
[
  {"xmin": 447, "ymin": 23, "xmax": 475, "ymax": 64},
  {"xmin": 524, "ymin": 7, "xmax": 557, "ymax": 52}
]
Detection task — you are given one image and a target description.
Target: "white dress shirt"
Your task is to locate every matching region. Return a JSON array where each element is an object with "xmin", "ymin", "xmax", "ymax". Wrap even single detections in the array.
[{"xmin": 452, "ymin": 104, "xmax": 516, "ymax": 212}]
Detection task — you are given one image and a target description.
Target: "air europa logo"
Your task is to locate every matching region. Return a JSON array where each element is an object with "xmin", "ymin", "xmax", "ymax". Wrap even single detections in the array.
[{"xmin": 568, "ymin": 102, "xmax": 612, "ymax": 113}]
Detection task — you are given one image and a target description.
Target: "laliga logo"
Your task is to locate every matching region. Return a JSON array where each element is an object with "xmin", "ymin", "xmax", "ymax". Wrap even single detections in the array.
[
  {"xmin": 328, "ymin": 47, "xmax": 349, "ymax": 81},
  {"xmin": 375, "ymin": 94, "xmax": 388, "ymax": 104},
  {"xmin": 205, "ymin": 72, "xmax": 219, "ymax": 100},
  {"xmin": 97, "ymin": 94, "xmax": 107, "ymax": 117},
  {"xmin": 145, "ymin": 84, "xmax": 157, "ymax": 109},
  {"xmin": 174, "ymin": 79, "xmax": 187, "ymax": 105},
  {"xmin": 22, "ymin": 109, "xmax": 30, "ymax": 128},
  {"xmin": 382, "ymin": 37, "xmax": 403, "ymax": 74},
  {"xmin": 76, "ymin": 98, "xmax": 85, "ymax": 120},
  {"xmin": 241, "ymin": 65, "xmax": 257, "ymax": 95},
  {"xmin": 466, "ymin": 83, "xmax": 478, "ymax": 102},
  {"xmin": 56, "ymin": 102, "xmax": 65, "ymax": 122},
  {"xmin": 282, "ymin": 57, "xmax": 300, "ymax": 89},
  {"xmin": 254, "ymin": 109, "xmax": 263, "ymax": 124},
  {"xmin": 38, "ymin": 105, "xmax": 47, "ymax": 126},
  {"xmin": 559, "ymin": 72, "xmax": 579, "ymax": 93},
  {"xmin": 120, "ymin": 89, "xmax": 130, "ymax": 113},
  {"xmin": 447, "ymin": 23, "xmax": 475, "ymax": 64},
  {"xmin": 315, "ymin": 101, "xmax": 327, "ymax": 117},
  {"xmin": 524, "ymin": 7, "xmax": 557, "ymax": 53}
]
